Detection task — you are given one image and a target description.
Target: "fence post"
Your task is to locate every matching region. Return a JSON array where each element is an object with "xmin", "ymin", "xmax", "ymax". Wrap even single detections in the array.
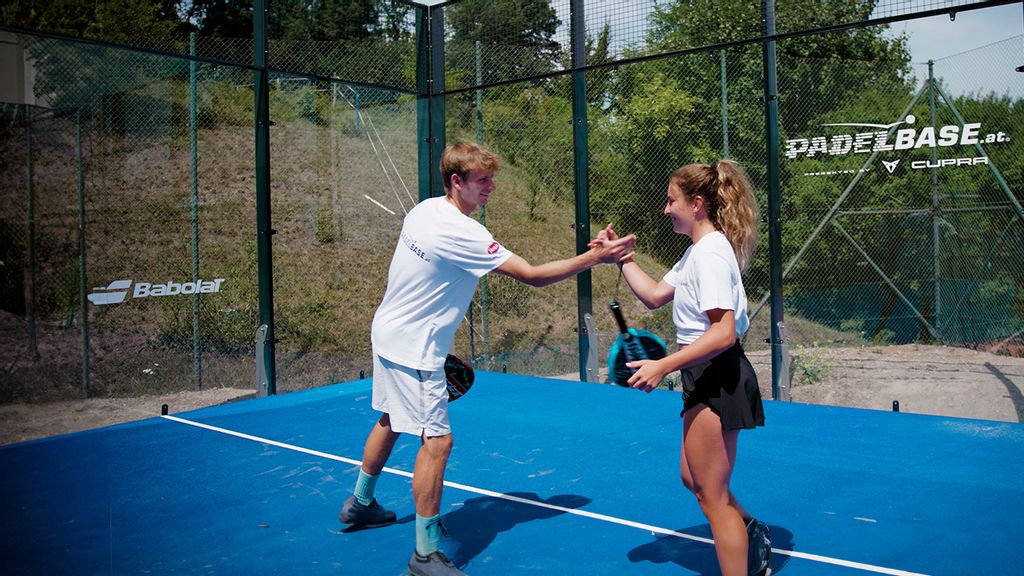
[
  {"xmin": 928, "ymin": 60, "xmax": 942, "ymax": 340},
  {"xmin": 720, "ymin": 49, "xmax": 729, "ymax": 157},
  {"xmin": 570, "ymin": 0, "xmax": 594, "ymax": 382},
  {"xmin": 476, "ymin": 39, "xmax": 489, "ymax": 359},
  {"xmin": 76, "ymin": 109, "xmax": 91, "ymax": 396},
  {"xmin": 26, "ymin": 105, "xmax": 39, "ymax": 362},
  {"xmin": 416, "ymin": 4, "xmax": 445, "ymax": 201},
  {"xmin": 253, "ymin": 0, "xmax": 276, "ymax": 395},
  {"xmin": 190, "ymin": 31, "xmax": 203, "ymax": 390},
  {"xmin": 761, "ymin": 0, "xmax": 785, "ymax": 400}
]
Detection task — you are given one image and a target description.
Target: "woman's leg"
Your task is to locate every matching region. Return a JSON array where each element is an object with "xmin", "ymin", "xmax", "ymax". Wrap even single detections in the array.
[
  {"xmin": 680, "ymin": 420, "xmax": 753, "ymax": 522},
  {"xmin": 682, "ymin": 404, "xmax": 747, "ymax": 576}
]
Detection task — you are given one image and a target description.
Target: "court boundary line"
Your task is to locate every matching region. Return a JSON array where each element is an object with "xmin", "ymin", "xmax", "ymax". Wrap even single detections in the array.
[{"xmin": 160, "ymin": 414, "xmax": 930, "ymax": 576}]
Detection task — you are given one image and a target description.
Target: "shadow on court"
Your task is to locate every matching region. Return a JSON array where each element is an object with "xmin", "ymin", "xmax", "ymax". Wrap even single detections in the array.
[
  {"xmin": 627, "ymin": 524, "xmax": 793, "ymax": 575},
  {"xmin": 442, "ymin": 492, "xmax": 592, "ymax": 568}
]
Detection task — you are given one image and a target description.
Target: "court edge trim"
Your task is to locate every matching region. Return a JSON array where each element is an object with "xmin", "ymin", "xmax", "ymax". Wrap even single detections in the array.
[{"xmin": 160, "ymin": 414, "xmax": 930, "ymax": 576}]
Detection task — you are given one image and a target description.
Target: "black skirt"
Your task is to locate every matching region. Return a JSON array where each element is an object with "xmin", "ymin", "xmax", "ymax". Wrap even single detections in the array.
[{"xmin": 679, "ymin": 340, "xmax": 764, "ymax": 430}]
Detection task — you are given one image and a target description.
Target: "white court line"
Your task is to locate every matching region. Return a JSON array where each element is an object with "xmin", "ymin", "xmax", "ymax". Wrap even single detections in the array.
[
  {"xmin": 160, "ymin": 414, "xmax": 930, "ymax": 576},
  {"xmin": 363, "ymin": 194, "xmax": 396, "ymax": 215}
]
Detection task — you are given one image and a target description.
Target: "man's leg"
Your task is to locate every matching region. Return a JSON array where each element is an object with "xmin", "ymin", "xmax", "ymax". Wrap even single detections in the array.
[
  {"xmin": 412, "ymin": 433, "xmax": 453, "ymax": 555},
  {"xmin": 407, "ymin": 432, "xmax": 466, "ymax": 575},
  {"xmin": 340, "ymin": 414, "xmax": 401, "ymax": 529},
  {"xmin": 353, "ymin": 414, "xmax": 400, "ymax": 503}
]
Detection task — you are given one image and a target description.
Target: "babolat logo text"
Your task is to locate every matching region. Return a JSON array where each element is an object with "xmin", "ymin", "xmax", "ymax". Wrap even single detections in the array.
[
  {"xmin": 87, "ymin": 278, "xmax": 226, "ymax": 305},
  {"xmin": 785, "ymin": 115, "xmax": 1009, "ymax": 160}
]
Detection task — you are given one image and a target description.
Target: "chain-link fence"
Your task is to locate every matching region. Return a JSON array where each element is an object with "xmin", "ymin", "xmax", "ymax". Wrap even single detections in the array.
[
  {"xmin": 1, "ymin": 0, "xmax": 1021, "ymax": 424},
  {"xmin": 773, "ymin": 32, "xmax": 1024, "ymax": 388},
  {"xmin": 269, "ymin": 77, "xmax": 418, "ymax": 391},
  {"xmin": 1, "ymin": 33, "xmax": 259, "ymax": 402}
]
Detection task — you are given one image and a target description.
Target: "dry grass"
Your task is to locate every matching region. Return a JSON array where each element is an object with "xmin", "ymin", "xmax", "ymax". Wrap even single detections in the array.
[{"xmin": 1, "ymin": 107, "xmax": 872, "ymax": 401}]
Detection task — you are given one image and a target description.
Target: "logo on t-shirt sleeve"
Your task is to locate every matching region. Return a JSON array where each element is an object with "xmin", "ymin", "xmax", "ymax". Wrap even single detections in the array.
[{"xmin": 487, "ymin": 242, "xmax": 501, "ymax": 255}]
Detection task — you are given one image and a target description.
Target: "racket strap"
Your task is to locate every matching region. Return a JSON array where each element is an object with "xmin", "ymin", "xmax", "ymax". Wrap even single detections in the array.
[{"xmin": 614, "ymin": 263, "xmax": 624, "ymax": 301}]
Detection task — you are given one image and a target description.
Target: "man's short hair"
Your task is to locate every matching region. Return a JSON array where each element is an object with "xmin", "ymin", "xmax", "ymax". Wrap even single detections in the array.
[{"xmin": 440, "ymin": 141, "xmax": 501, "ymax": 193}]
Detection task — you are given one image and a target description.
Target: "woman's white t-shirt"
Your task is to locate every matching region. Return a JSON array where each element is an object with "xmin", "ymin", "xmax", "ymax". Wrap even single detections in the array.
[
  {"xmin": 371, "ymin": 196, "xmax": 513, "ymax": 371},
  {"xmin": 662, "ymin": 230, "xmax": 749, "ymax": 345}
]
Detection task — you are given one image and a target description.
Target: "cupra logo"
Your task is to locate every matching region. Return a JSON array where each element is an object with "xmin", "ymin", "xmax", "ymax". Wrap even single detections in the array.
[{"xmin": 87, "ymin": 278, "xmax": 226, "ymax": 306}]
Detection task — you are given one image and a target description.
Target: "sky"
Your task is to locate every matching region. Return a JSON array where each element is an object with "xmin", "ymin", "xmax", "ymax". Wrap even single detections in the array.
[
  {"xmin": 415, "ymin": 0, "xmax": 1022, "ymax": 97},
  {"xmin": 886, "ymin": 3, "xmax": 1023, "ymax": 97},
  {"xmin": 557, "ymin": 1, "xmax": 1023, "ymax": 98}
]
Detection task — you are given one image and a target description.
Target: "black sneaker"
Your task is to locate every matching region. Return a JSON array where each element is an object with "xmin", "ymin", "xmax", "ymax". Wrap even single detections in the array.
[
  {"xmin": 407, "ymin": 550, "xmax": 467, "ymax": 576},
  {"xmin": 747, "ymin": 518, "xmax": 772, "ymax": 576},
  {"xmin": 338, "ymin": 495, "xmax": 396, "ymax": 530}
]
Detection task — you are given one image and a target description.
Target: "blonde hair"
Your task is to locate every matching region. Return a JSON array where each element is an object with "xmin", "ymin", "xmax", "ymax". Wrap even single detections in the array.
[
  {"xmin": 440, "ymin": 141, "xmax": 501, "ymax": 193},
  {"xmin": 669, "ymin": 159, "xmax": 759, "ymax": 271}
]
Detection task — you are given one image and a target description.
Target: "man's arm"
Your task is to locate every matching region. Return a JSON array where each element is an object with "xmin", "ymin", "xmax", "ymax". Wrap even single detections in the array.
[{"xmin": 494, "ymin": 234, "xmax": 636, "ymax": 287}]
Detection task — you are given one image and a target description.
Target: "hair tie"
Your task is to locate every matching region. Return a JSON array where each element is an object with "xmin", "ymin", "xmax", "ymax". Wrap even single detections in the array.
[{"xmin": 709, "ymin": 162, "xmax": 718, "ymax": 176}]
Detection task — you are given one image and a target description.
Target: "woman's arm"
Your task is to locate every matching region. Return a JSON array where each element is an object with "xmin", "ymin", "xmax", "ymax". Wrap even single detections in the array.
[
  {"xmin": 619, "ymin": 259, "xmax": 675, "ymax": 309},
  {"xmin": 590, "ymin": 224, "xmax": 673, "ymax": 309},
  {"xmin": 626, "ymin": 308, "xmax": 737, "ymax": 393}
]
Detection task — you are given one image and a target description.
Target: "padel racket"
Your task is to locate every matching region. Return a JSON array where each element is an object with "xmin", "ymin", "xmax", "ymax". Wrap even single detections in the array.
[
  {"xmin": 444, "ymin": 354, "xmax": 475, "ymax": 401},
  {"xmin": 607, "ymin": 301, "xmax": 668, "ymax": 387}
]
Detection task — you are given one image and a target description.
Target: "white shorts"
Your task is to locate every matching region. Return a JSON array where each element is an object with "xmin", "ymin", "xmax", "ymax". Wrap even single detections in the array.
[{"xmin": 372, "ymin": 353, "xmax": 451, "ymax": 437}]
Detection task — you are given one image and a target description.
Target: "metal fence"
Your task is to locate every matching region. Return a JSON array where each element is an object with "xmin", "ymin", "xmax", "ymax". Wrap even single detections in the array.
[{"xmin": 1, "ymin": 1, "xmax": 1021, "ymax": 414}]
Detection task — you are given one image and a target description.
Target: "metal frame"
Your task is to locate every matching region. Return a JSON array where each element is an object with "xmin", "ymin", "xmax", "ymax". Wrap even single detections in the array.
[{"xmin": 3, "ymin": 0, "xmax": 1020, "ymax": 397}]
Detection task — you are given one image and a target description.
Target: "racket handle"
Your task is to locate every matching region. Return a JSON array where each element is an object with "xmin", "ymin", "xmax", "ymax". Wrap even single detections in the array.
[{"xmin": 609, "ymin": 301, "xmax": 631, "ymax": 336}]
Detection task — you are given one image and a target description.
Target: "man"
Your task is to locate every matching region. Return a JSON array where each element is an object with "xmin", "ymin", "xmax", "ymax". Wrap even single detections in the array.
[{"xmin": 339, "ymin": 141, "xmax": 636, "ymax": 576}]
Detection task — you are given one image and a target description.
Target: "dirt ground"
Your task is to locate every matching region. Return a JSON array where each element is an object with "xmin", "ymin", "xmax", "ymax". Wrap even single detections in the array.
[
  {"xmin": 746, "ymin": 344, "xmax": 1024, "ymax": 423},
  {"xmin": 2, "ymin": 344, "xmax": 1022, "ymax": 446}
]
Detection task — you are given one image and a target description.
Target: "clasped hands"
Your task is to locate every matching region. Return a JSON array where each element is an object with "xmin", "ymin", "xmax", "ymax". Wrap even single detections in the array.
[{"xmin": 587, "ymin": 223, "xmax": 635, "ymax": 264}]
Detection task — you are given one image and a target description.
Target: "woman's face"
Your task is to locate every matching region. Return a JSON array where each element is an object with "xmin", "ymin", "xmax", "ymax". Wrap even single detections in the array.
[{"xmin": 664, "ymin": 182, "xmax": 698, "ymax": 237}]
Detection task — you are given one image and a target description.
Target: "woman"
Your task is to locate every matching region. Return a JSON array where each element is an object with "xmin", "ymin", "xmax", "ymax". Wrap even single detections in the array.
[{"xmin": 600, "ymin": 160, "xmax": 771, "ymax": 575}]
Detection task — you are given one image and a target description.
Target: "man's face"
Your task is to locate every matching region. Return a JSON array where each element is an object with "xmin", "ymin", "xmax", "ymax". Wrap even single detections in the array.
[{"xmin": 452, "ymin": 169, "xmax": 496, "ymax": 210}]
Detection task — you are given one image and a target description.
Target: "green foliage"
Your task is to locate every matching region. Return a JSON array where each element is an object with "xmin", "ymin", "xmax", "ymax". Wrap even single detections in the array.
[
  {"xmin": 297, "ymin": 86, "xmax": 321, "ymax": 124},
  {"xmin": 791, "ymin": 347, "xmax": 827, "ymax": 386},
  {"xmin": 446, "ymin": 0, "xmax": 562, "ymax": 89},
  {"xmin": 591, "ymin": 68, "xmax": 716, "ymax": 267},
  {"xmin": 1, "ymin": 0, "xmax": 185, "ymax": 43},
  {"xmin": 199, "ymin": 76, "xmax": 253, "ymax": 127}
]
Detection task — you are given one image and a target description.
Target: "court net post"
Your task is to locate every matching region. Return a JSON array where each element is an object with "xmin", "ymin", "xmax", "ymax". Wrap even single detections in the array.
[
  {"xmin": 255, "ymin": 324, "xmax": 273, "ymax": 397},
  {"xmin": 583, "ymin": 312, "xmax": 599, "ymax": 383},
  {"xmin": 776, "ymin": 321, "xmax": 792, "ymax": 402}
]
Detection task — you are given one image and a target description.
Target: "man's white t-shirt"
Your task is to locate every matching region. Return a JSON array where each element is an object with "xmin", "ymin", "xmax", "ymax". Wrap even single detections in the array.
[
  {"xmin": 662, "ymin": 230, "xmax": 749, "ymax": 345},
  {"xmin": 371, "ymin": 196, "xmax": 514, "ymax": 371}
]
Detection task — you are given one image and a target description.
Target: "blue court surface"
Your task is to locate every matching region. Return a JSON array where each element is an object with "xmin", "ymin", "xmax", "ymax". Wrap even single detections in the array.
[{"xmin": 2, "ymin": 372, "xmax": 1022, "ymax": 575}]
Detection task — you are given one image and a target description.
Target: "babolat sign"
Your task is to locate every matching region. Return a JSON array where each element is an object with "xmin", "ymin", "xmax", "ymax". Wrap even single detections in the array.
[
  {"xmin": 785, "ymin": 114, "xmax": 1009, "ymax": 175},
  {"xmin": 87, "ymin": 278, "xmax": 226, "ymax": 305}
]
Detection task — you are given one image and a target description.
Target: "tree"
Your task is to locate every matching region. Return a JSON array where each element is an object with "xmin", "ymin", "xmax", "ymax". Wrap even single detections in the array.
[
  {"xmin": 2, "ymin": 0, "xmax": 191, "ymax": 113},
  {"xmin": 1, "ymin": 0, "xmax": 186, "ymax": 43},
  {"xmin": 185, "ymin": 0, "xmax": 251, "ymax": 37},
  {"xmin": 599, "ymin": 0, "xmax": 914, "ymax": 278},
  {"xmin": 445, "ymin": 0, "xmax": 562, "ymax": 89}
]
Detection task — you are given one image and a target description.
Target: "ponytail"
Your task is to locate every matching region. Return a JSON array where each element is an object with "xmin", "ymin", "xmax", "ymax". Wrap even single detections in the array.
[
  {"xmin": 669, "ymin": 159, "xmax": 759, "ymax": 271},
  {"xmin": 712, "ymin": 160, "xmax": 759, "ymax": 271}
]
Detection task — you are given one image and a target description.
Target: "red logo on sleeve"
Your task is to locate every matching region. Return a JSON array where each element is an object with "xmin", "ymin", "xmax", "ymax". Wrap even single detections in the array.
[{"xmin": 487, "ymin": 242, "xmax": 501, "ymax": 254}]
